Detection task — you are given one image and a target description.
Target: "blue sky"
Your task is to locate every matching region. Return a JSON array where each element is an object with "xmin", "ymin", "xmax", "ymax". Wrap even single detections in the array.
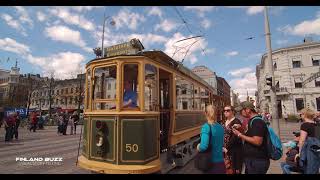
[{"xmin": 1, "ymin": 6, "xmax": 320, "ymax": 100}]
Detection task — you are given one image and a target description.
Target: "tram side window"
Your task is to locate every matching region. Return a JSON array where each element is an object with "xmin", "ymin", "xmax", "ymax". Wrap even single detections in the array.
[
  {"xmin": 93, "ymin": 66, "xmax": 117, "ymax": 110},
  {"xmin": 144, "ymin": 64, "xmax": 157, "ymax": 111},
  {"xmin": 176, "ymin": 76, "xmax": 193, "ymax": 110},
  {"xmin": 194, "ymin": 86, "xmax": 201, "ymax": 110},
  {"xmin": 123, "ymin": 64, "xmax": 139, "ymax": 109},
  {"xmin": 200, "ymin": 88, "xmax": 209, "ymax": 111}
]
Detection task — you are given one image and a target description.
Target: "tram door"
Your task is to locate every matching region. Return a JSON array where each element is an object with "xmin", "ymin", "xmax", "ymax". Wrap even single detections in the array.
[{"xmin": 159, "ymin": 69, "xmax": 172, "ymax": 151}]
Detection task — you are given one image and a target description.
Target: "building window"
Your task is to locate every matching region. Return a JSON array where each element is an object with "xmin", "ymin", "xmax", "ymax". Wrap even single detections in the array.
[
  {"xmin": 66, "ymin": 88, "xmax": 68, "ymax": 94},
  {"xmin": 292, "ymin": 61, "xmax": 301, "ymax": 68},
  {"xmin": 296, "ymin": 98, "xmax": 304, "ymax": 111},
  {"xmin": 273, "ymin": 62, "xmax": 277, "ymax": 71},
  {"xmin": 315, "ymin": 78, "xmax": 320, "ymax": 87},
  {"xmin": 57, "ymin": 90, "xmax": 59, "ymax": 95},
  {"xmin": 70, "ymin": 88, "xmax": 73, "ymax": 93},
  {"xmin": 317, "ymin": 97, "xmax": 320, "ymax": 111},
  {"xmin": 295, "ymin": 82, "xmax": 303, "ymax": 88},
  {"xmin": 182, "ymin": 101, "xmax": 188, "ymax": 110},
  {"xmin": 61, "ymin": 89, "xmax": 64, "ymax": 94},
  {"xmin": 312, "ymin": 58, "xmax": 320, "ymax": 66}
]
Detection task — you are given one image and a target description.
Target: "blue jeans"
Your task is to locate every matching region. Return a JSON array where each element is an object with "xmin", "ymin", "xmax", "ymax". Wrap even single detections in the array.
[{"xmin": 280, "ymin": 162, "xmax": 293, "ymax": 174}]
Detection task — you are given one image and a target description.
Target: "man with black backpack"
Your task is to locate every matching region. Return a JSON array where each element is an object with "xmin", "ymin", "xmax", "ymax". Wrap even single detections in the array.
[{"xmin": 233, "ymin": 101, "xmax": 270, "ymax": 174}]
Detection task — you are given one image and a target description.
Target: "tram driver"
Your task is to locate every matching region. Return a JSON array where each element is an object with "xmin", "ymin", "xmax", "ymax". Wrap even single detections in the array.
[{"xmin": 123, "ymin": 80, "xmax": 137, "ymax": 108}]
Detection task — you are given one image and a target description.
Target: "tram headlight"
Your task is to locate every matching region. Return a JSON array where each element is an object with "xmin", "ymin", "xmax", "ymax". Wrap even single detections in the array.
[
  {"xmin": 96, "ymin": 135, "xmax": 103, "ymax": 147},
  {"xmin": 95, "ymin": 121, "xmax": 104, "ymax": 147}
]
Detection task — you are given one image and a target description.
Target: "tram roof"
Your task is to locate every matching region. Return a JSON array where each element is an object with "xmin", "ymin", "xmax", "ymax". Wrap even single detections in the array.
[{"xmin": 87, "ymin": 51, "xmax": 216, "ymax": 93}]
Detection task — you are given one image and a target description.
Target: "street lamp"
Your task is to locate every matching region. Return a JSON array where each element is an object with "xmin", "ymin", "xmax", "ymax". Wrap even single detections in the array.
[{"xmin": 101, "ymin": 13, "xmax": 116, "ymax": 58}]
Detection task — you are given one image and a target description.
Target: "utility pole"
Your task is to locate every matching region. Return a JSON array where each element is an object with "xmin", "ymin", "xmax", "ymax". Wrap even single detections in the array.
[
  {"xmin": 77, "ymin": 74, "xmax": 83, "ymax": 118},
  {"xmin": 264, "ymin": 6, "xmax": 280, "ymax": 137}
]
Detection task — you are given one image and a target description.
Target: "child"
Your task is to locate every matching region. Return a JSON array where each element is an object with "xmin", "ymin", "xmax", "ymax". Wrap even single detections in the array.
[{"xmin": 280, "ymin": 132, "xmax": 302, "ymax": 174}]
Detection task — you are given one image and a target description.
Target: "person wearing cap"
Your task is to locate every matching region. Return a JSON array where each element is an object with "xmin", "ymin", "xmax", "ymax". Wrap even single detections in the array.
[
  {"xmin": 232, "ymin": 101, "xmax": 270, "ymax": 174},
  {"xmin": 280, "ymin": 132, "xmax": 302, "ymax": 174}
]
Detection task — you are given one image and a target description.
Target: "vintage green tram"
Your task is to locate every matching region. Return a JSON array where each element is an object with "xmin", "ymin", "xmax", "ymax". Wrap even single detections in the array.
[{"xmin": 78, "ymin": 50, "xmax": 226, "ymax": 174}]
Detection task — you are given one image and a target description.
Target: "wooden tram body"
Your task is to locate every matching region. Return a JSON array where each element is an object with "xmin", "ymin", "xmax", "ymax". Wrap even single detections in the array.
[{"xmin": 78, "ymin": 51, "xmax": 227, "ymax": 174}]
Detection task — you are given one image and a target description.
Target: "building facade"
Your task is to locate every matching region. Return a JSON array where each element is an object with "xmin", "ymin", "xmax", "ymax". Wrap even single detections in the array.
[
  {"xmin": 256, "ymin": 38, "xmax": 320, "ymax": 117},
  {"xmin": 192, "ymin": 66, "xmax": 218, "ymax": 95},
  {"xmin": 217, "ymin": 76, "xmax": 231, "ymax": 106},
  {"xmin": 0, "ymin": 64, "xmax": 31, "ymax": 108},
  {"xmin": 29, "ymin": 74, "xmax": 85, "ymax": 113}
]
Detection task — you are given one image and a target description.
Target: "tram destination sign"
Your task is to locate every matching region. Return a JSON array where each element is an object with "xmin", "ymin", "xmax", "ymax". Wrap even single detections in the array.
[{"xmin": 104, "ymin": 38, "xmax": 144, "ymax": 57}]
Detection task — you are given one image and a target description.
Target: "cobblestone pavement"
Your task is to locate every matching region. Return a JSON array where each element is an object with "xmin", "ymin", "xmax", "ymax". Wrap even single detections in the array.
[
  {"xmin": 0, "ymin": 125, "xmax": 90, "ymax": 174},
  {"xmin": 0, "ymin": 120, "xmax": 301, "ymax": 174}
]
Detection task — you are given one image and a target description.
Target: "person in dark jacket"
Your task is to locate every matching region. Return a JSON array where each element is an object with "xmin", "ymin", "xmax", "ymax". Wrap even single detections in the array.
[
  {"xmin": 5, "ymin": 112, "xmax": 16, "ymax": 142},
  {"xmin": 71, "ymin": 111, "xmax": 79, "ymax": 134},
  {"xmin": 13, "ymin": 112, "xmax": 20, "ymax": 139}
]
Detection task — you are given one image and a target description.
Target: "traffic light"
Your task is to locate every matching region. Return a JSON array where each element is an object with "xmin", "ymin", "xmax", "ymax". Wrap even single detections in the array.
[{"xmin": 266, "ymin": 77, "xmax": 272, "ymax": 86}]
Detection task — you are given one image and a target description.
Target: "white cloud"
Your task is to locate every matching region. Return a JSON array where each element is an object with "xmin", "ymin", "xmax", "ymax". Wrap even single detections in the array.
[
  {"xmin": 71, "ymin": 6, "xmax": 102, "ymax": 12},
  {"xmin": 201, "ymin": 19, "xmax": 211, "ymax": 29},
  {"xmin": 246, "ymin": 6, "xmax": 264, "ymax": 15},
  {"xmin": 113, "ymin": 8, "xmax": 146, "ymax": 30},
  {"xmin": 27, "ymin": 52, "xmax": 85, "ymax": 80},
  {"xmin": 45, "ymin": 25, "xmax": 91, "ymax": 52},
  {"xmin": 164, "ymin": 32, "xmax": 208, "ymax": 64},
  {"xmin": 36, "ymin": 11, "xmax": 47, "ymax": 22},
  {"xmin": 184, "ymin": 6, "xmax": 215, "ymax": 17},
  {"xmin": 226, "ymin": 51, "xmax": 239, "ymax": 57},
  {"xmin": 1, "ymin": 13, "xmax": 27, "ymax": 36},
  {"xmin": 0, "ymin": 37, "xmax": 31, "ymax": 55},
  {"xmin": 14, "ymin": 6, "xmax": 33, "ymax": 27},
  {"xmin": 228, "ymin": 67, "xmax": 253, "ymax": 77},
  {"xmin": 49, "ymin": 7, "xmax": 95, "ymax": 31},
  {"xmin": 278, "ymin": 18, "xmax": 320, "ymax": 36},
  {"xmin": 155, "ymin": 19, "xmax": 178, "ymax": 32},
  {"xmin": 148, "ymin": 7, "xmax": 162, "ymax": 18},
  {"xmin": 229, "ymin": 70, "xmax": 257, "ymax": 101},
  {"xmin": 127, "ymin": 33, "xmax": 168, "ymax": 49}
]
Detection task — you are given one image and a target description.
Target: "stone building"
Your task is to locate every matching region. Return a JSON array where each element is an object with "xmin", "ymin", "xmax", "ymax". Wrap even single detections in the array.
[
  {"xmin": 29, "ymin": 74, "xmax": 85, "ymax": 113},
  {"xmin": 217, "ymin": 76, "xmax": 231, "ymax": 106},
  {"xmin": 192, "ymin": 66, "xmax": 218, "ymax": 95},
  {"xmin": 0, "ymin": 63, "xmax": 31, "ymax": 108},
  {"xmin": 256, "ymin": 38, "xmax": 320, "ymax": 117}
]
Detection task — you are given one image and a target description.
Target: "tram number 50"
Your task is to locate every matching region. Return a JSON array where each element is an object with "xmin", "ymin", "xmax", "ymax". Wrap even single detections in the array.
[{"xmin": 125, "ymin": 144, "xmax": 139, "ymax": 152}]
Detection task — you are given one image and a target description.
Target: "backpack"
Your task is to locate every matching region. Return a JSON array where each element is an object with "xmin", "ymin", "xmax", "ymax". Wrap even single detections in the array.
[
  {"xmin": 250, "ymin": 116, "xmax": 283, "ymax": 160},
  {"xmin": 194, "ymin": 123, "xmax": 212, "ymax": 172},
  {"xmin": 315, "ymin": 120, "xmax": 320, "ymax": 140}
]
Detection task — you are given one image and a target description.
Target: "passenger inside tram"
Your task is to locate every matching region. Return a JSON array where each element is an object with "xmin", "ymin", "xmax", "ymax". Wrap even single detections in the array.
[{"xmin": 123, "ymin": 80, "xmax": 137, "ymax": 108}]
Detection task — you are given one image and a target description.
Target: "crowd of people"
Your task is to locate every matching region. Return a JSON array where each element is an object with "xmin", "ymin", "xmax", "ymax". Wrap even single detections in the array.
[
  {"xmin": 1, "ymin": 110, "xmax": 80, "ymax": 143},
  {"xmin": 57, "ymin": 111, "xmax": 79, "ymax": 136},
  {"xmin": 196, "ymin": 102, "xmax": 320, "ymax": 174}
]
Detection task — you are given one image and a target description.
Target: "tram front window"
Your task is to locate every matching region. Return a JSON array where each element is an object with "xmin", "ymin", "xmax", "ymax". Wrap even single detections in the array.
[
  {"xmin": 92, "ymin": 65, "xmax": 117, "ymax": 110},
  {"xmin": 123, "ymin": 64, "xmax": 139, "ymax": 109}
]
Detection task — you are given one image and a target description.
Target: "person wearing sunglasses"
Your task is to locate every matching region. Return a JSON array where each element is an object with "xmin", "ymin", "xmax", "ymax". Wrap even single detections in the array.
[{"xmin": 222, "ymin": 105, "xmax": 244, "ymax": 174}]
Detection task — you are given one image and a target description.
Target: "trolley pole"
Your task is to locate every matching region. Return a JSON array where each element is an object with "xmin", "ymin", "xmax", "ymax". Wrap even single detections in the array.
[{"xmin": 264, "ymin": 6, "xmax": 280, "ymax": 137}]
